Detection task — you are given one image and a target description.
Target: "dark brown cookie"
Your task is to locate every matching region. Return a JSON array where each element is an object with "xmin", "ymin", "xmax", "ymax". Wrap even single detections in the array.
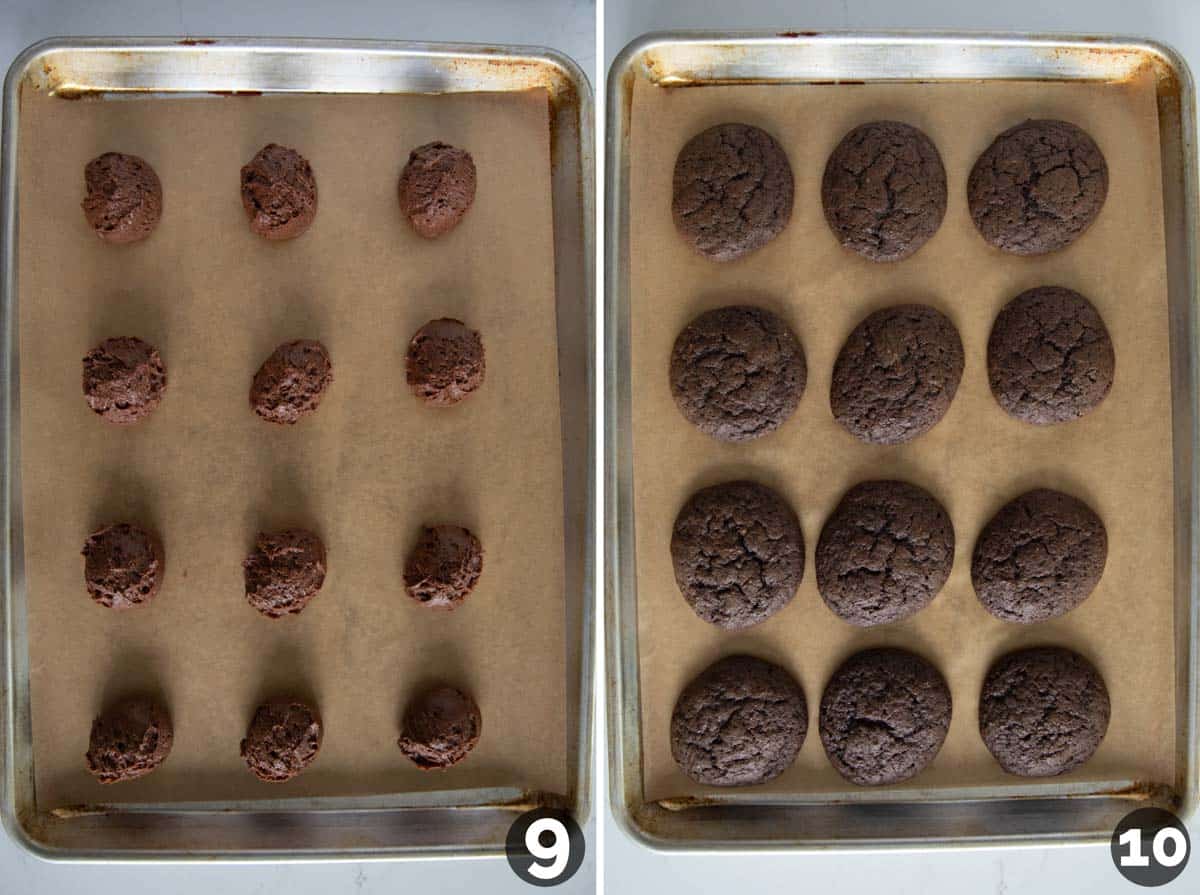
[
  {"xmin": 81, "ymin": 152, "xmax": 162, "ymax": 244},
  {"xmin": 979, "ymin": 646, "xmax": 1110, "ymax": 777},
  {"xmin": 406, "ymin": 318, "xmax": 485, "ymax": 406},
  {"xmin": 403, "ymin": 525, "xmax": 483, "ymax": 609},
  {"xmin": 816, "ymin": 481, "xmax": 954, "ymax": 627},
  {"xmin": 243, "ymin": 529, "xmax": 327, "ymax": 619},
  {"xmin": 672, "ymin": 123, "xmax": 794, "ymax": 262},
  {"xmin": 669, "ymin": 305, "xmax": 806, "ymax": 442},
  {"xmin": 85, "ymin": 697, "xmax": 173, "ymax": 784},
  {"xmin": 987, "ymin": 286, "xmax": 1115, "ymax": 425},
  {"xmin": 830, "ymin": 304, "xmax": 964, "ymax": 445},
  {"xmin": 250, "ymin": 339, "xmax": 333, "ymax": 424},
  {"xmin": 671, "ymin": 480, "xmax": 804, "ymax": 630},
  {"xmin": 240, "ymin": 143, "xmax": 317, "ymax": 240},
  {"xmin": 397, "ymin": 685, "xmax": 482, "ymax": 770},
  {"xmin": 670, "ymin": 655, "xmax": 807, "ymax": 787},
  {"xmin": 972, "ymin": 489, "xmax": 1107, "ymax": 624},
  {"xmin": 398, "ymin": 142, "xmax": 476, "ymax": 238},
  {"xmin": 819, "ymin": 648, "xmax": 951, "ymax": 786},
  {"xmin": 968, "ymin": 119, "xmax": 1108, "ymax": 255},
  {"xmin": 821, "ymin": 121, "xmax": 947, "ymax": 262},
  {"xmin": 240, "ymin": 700, "xmax": 323, "ymax": 783},
  {"xmin": 82, "ymin": 523, "xmax": 164, "ymax": 610},
  {"xmin": 82, "ymin": 336, "xmax": 166, "ymax": 425}
]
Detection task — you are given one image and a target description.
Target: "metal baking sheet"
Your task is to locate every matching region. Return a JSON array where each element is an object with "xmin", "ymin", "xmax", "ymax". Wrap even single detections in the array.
[
  {"xmin": 605, "ymin": 31, "xmax": 1199, "ymax": 850},
  {"xmin": 0, "ymin": 37, "xmax": 593, "ymax": 862}
]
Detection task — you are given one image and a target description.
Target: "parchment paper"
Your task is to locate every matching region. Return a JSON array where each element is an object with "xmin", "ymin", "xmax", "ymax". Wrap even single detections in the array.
[
  {"xmin": 629, "ymin": 70, "xmax": 1176, "ymax": 801},
  {"xmin": 18, "ymin": 87, "xmax": 567, "ymax": 807}
]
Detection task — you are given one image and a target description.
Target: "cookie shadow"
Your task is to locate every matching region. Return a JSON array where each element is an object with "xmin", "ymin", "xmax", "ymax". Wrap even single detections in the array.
[
  {"xmin": 241, "ymin": 464, "xmax": 321, "ymax": 552},
  {"xmin": 97, "ymin": 644, "xmax": 169, "ymax": 710},
  {"xmin": 248, "ymin": 640, "xmax": 320, "ymax": 712},
  {"xmin": 89, "ymin": 290, "xmax": 168, "ymax": 354},
  {"xmin": 87, "ymin": 470, "xmax": 162, "ymax": 537},
  {"xmin": 254, "ymin": 291, "xmax": 328, "ymax": 360},
  {"xmin": 394, "ymin": 640, "xmax": 475, "ymax": 728}
]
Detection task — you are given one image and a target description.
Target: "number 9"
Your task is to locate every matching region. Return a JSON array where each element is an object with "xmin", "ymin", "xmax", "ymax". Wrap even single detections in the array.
[{"xmin": 525, "ymin": 817, "xmax": 570, "ymax": 880}]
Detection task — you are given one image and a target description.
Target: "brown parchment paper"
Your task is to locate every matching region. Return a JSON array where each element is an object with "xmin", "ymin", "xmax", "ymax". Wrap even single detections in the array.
[
  {"xmin": 18, "ymin": 87, "xmax": 567, "ymax": 807},
  {"xmin": 630, "ymin": 69, "xmax": 1175, "ymax": 801}
]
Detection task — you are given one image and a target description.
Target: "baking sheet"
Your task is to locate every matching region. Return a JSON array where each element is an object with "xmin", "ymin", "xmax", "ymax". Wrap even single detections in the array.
[
  {"xmin": 18, "ymin": 87, "xmax": 568, "ymax": 807},
  {"xmin": 629, "ymin": 70, "xmax": 1176, "ymax": 801}
]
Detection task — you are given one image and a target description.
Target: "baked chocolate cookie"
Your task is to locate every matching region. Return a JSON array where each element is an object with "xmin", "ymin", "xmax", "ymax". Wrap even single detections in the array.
[
  {"xmin": 671, "ymin": 480, "xmax": 804, "ymax": 629},
  {"xmin": 83, "ymin": 523, "xmax": 164, "ymax": 610},
  {"xmin": 669, "ymin": 305, "xmax": 806, "ymax": 442},
  {"xmin": 830, "ymin": 304, "xmax": 964, "ymax": 445},
  {"xmin": 670, "ymin": 655, "xmax": 807, "ymax": 787},
  {"xmin": 987, "ymin": 286, "xmax": 1115, "ymax": 425},
  {"xmin": 243, "ymin": 529, "xmax": 327, "ymax": 618},
  {"xmin": 240, "ymin": 144, "xmax": 317, "ymax": 240},
  {"xmin": 819, "ymin": 648, "xmax": 951, "ymax": 786},
  {"xmin": 85, "ymin": 697, "xmax": 173, "ymax": 784},
  {"xmin": 403, "ymin": 525, "xmax": 483, "ymax": 609},
  {"xmin": 250, "ymin": 339, "xmax": 333, "ymax": 424},
  {"xmin": 398, "ymin": 142, "xmax": 476, "ymax": 238},
  {"xmin": 672, "ymin": 123, "xmax": 794, "ymax": 262},
  {"xmin": 979, "ymin": 646, "xmax": 1110, "ymax": 777},
  {"xmin": 397, "ymin": 685, "xmax": 482, "ymax": 770},
  {"xmin": 240, "ymin": 700, "xmax": 323, "ymax": 782},
  {"xmin": 972, "ymin": 489, "xmax": 1107, "ymax": 624},
  {"xmin": 82, "ymin": 336, "xmax": 166, "ymax": 425},
  {"xmin": 406, "ymin": 318, "xmax": 485, "ymax": 406},
  {"xmin": 968, "ymin": 119, "xmax": 1108, "ymax": 255},
  {"xmin": 816, "ymin": 480, "xmax": 954, "ymax": 627},
  {"xmin": 81, "ymin": 152, "xmax": 162, "ymax": 244},
  {"xmin": 821, "ymin": 121, "xmax": 947, "ymax": 262}
]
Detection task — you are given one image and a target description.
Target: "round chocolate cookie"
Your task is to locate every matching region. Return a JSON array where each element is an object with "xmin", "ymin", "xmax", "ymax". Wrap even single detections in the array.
[
  {"xmin": 672, "ymin": 123, "xmax": 794, "ymax": 262},
  {"xmin": 968, "ymin": 119, "xmax": 1108, "ymax": 255},
  {"xmin": 403, "ymin": 525, "xmax": 483, "ymax": 609},
  {"xmin": 821, "ymin": 121, "xmax": 947, "ymax": 262},
  {"xmin": 82, "ymin": 336, "xmax": 166, "ymax": 425},
  {"xmin": 972, "ymin": 489, "xmax": 1107, "ymax": 624},
  {"xmin": 85, "ymin": 697, "xmax": 173, "ymax": 784},
  {"xmin": 669, "ymin": 305, "xmax": 806, "ymax": 442},
  {"xmin": 819, "ymin": 648, "xmax": 951, "ymax": 786},
  {"xmin": 816, "ymin": 480, "xmax": 954, "ymax": 627},
  {"xmin": 670, "ymin": 480, "xmax": 804, "ymax": 630},
  {"xmin": 397, "ymin": 685, "xmax": 482, "ymax": 770},
  {"xmin": 979, "ymin": 646, "xmax": 1110, "ymax": 777},
  {"xmin": 82, "ymin": 523, "xmax": 164, "ymax": 610},
  {"xmin": 987, "ymin": 286, "xmax": 1115, "ymax": 425},
  {"xmin": 240, "ymin": 700, "xmax": 322, "ymax": 783},
  {"xmin": 830, "ymin": 304, "xmax": 964, "ymax": 445},
  {"xmin": 250, "ymin": 339, "xmax": 333, "ymax": 424},
  {"xmin": 406, "ymin": 318, "xmax": 485, "ymax": 406},
  {"xmin": 670, "ymin": 655, "xmax": 807, "ymax": 787},
  {"xmin": 81, "ymin": 152, "xmax": 162, "ymax": 244},
  {"xmin": 240, "ymin": 143, "xmax": 317, "ymax": 240},
  {"xmin": 398, "ymin": 142, "xmax": 477, "ymax": 238},
  {"xmin": 243, "ymin": 529, "xmax": 327, "ymax": 618}
]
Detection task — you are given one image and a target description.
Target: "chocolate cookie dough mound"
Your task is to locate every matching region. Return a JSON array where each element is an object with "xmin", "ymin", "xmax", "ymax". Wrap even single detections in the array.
[
  {"xmin": 670, "ymin": 305, "xmax": 806, "ymax": 442},
  {"xmin": 987, "ymin": 286, "xmax": 1115, "ymax": 425},
  {"xmin": 816, "ymin": 480, "xmax": 954, "ymax": 627},
  {"xmin": 671, "ymin": 480, "xmax": 804, "ymax": 630},
  {"xmin": 398, "ymin": 142, "xmax": 476, "ymax": 238},
  {"xmin": 243, "ymin": 529, "xmax": 327, "ymax": 618},
  {"xmin": 972, "ymin": 489, "xmax": 1107, "ymax": 624},
  {"xmin": 81, "ymin": 152, "xmax": 162, "ymax": 244},
  {"xmin": 250, "ymin": 339, "xmax": 333, "ymax": 424},
  {"xmin": 822, "ymin": 121, "xmax": 947, "ymax": 262},
  {"xmin": 403, "ymin": 525, "xmax": 483, "ymax": 609},
  {"xmin": 670, "ymin": 655, "xmax": 807, "ymax": 787},
  {"xmin": 82, "ymin": 336, "xmax": 166, "ymax": 424},
  {"xmin": 240, "ymin": 700, "xmax": 322, "ymax": 782},
  {"xmin": 830, "ymin": 304, "xmax": 964, "ymax": 445},
  {"xmin": 979, "ymin": 647, "xmax": 1110, "ymax": 777},
  {"xmin": 672, "ymin": 123, "xmax": 794, "ymax": 262},
  {"xmin": 82, "ymin": 523, "xmax": 164, "ymax": 610},
  {"xmin": 398, "ymin": 685, "xmax": 482, "ymax": 770},
  {"xmin": 85, "ymin": 697, "xmax": 173, "ymax": 784},
  {"xmin": 406, "ymin": 318, "xmax": 485, "ymax": 406},
  {"xmin": 968, "ymin": 119, "xmax": 1108, "ymax": 255},
  {"xmin": 240, "ymin": 144, "xmax": 317, "ymax": 240}
]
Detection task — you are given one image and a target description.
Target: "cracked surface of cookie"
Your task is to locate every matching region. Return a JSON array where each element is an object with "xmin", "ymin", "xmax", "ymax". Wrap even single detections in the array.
[
  {"xmin": 671, "ymin": 480, "xmax": 804, "ymax": 629},
  {"xmin": 243, "ymin": 529, "xmax": 327, "ymax": 618},
  {"xmin": 81, "ymin": 152, "xmax": 162, "ymax": 244},
  {"xmin": 240, "ymin": 700, "xmax": 323, "ymax": 782},
  {"xmin": 972, "ymin": 488, "xmax": 1107, "ymax": 623},
  {"xmin": 82, "ymin": 336, "xmax": 166, "ymax": 425},
  {"xmin": 670, "ymin": 655, "xmax": 807, "ymax": 786},
  {"xmin": 968, "ymin": 119, "xmax": 1108, "ymax": 255},
  {"xmin": 816, "ymin": 480, "xmax": 954, "ymax": 627},
  {"xmin": 398, "ymin": 685, "xmax": 482, "ymax": 770},
  {"xmin": 250, "ymin": 339, "xmax": 333, "ymax": 424},
  {"xmin": 240, "ymin": 144, "xmax": 317, "ymax": 240},
  {"xmin": 819, "ymin": 648, "xmax": 951, "ymax": 786},
  {"xmin": 821, "ymin": 121, "xmax": 947, "ymax": 262},
  {"xmin": 403, "ymin": 525, "xmax": 483, "ymax": 609},
  {"xmin": 86, "ymin": 697, "xmax": 173, "ymax": 783},
  {"xmin": 83, "ymin": 522, "xmax": 164, "ymax": 610},
  {"xmin": 672, "ymin": 123, "xmax": 794, "ymax": 262},
  {"xmin": 398, "ymin": 142, "xmax": 476, "ymax": 238},
  {"xmin": 406, "ymin": 318, "xmax": 485, "ymax": 406}
]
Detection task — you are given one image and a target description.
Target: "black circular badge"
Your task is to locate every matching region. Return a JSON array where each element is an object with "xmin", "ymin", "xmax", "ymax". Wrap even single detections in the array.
[
  {"xmin": 505, "ymin": 807, "xmax": 585, "ymax": 887},
  {"xmin": 1111, "ymin": 807, "xmax": 1190, "ymax": 886}
]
